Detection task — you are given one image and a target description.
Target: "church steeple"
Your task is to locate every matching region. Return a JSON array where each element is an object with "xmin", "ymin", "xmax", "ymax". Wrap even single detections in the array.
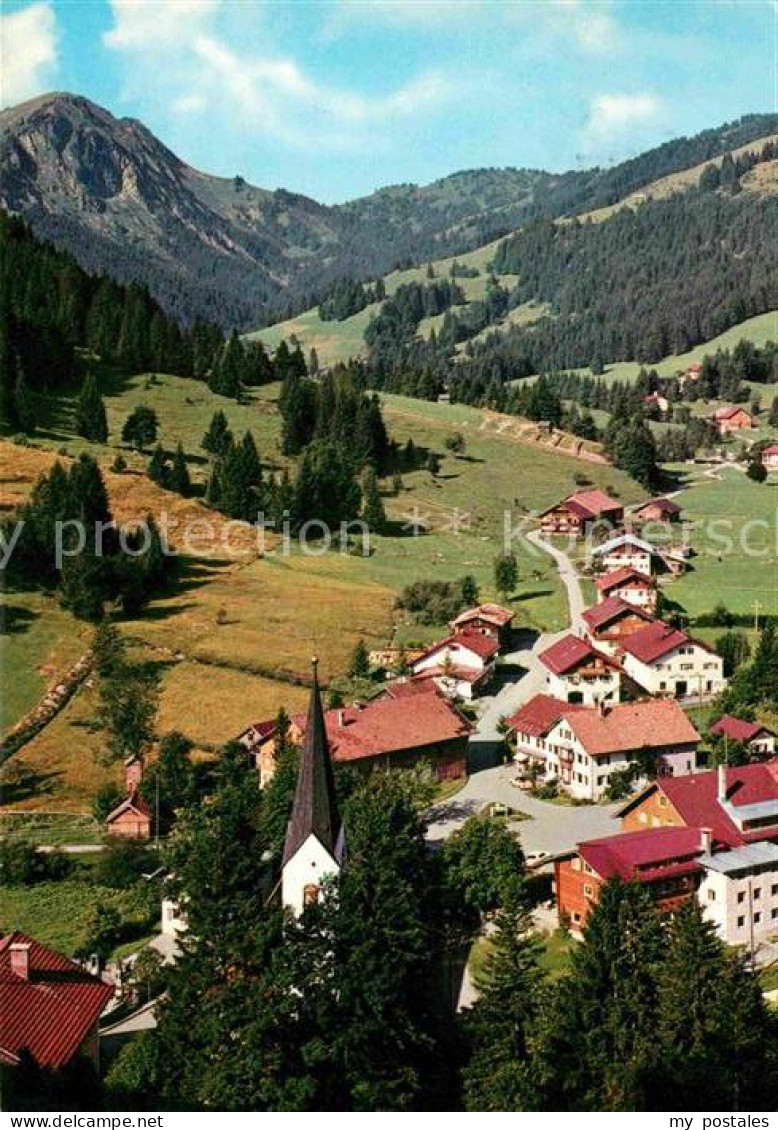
[{"xmin": 281, "ymin": 659, "xmax": 343, "ymax": 915}]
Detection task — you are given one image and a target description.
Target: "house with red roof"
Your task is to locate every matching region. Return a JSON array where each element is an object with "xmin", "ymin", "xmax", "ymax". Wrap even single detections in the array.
[
  {"xmin": 760, "ymin": 443, "xmax": 778, "ymax": 472},
  {"xmin": 712, "ymin": 405, "xmax": 755, "ymax": 435},
  {"xmin": 449, "ymin": 602, "xmax": 514, "ymax": 642},
  {"xmin": 591, "ymin": 533, "xmax": 666, "ymax": 578},
  {"xmin": 581, "ymin": 596, "xmax": 655, "ymax": 654},
  {"xmin": 409, "ymin": 631, "xmax": 499, "ymax": 700},
  {"xmin": 538, "ymin": 634, "xmax": 622, "ymax": 706},
  {"xmin": 0, "ymin": 933, "xmax": 114, "ymax": 1072},
  {"xmin": 619, "ymin": 620, "xmax": 725, "ymax": 699},
  {"xmin": 595, "ymin": 566, "xmax": 657, "ymax": 613},
  {"xmin": 539, "ymin": 489, "xmax": 623, "ymax": 536},
  {"xmin": 243, "ymin": 680, "xmax": 473, "ymax": 787},
  {"xmin": 633, "ymin": 497, "xmax": 682, "ymax": 524},
  {"xmin": 710, "ymin": 715, "xmax": 775, "ymax": 757},
  {"xmin": 507, "ymin": 694, "xmax": 699, "ymax": 801},
  {"xmin": 103, "ymin": 792, "xmax": 152, "ymax": 840},
  {"xmin": 555, "ymin": 826, "xmax": 706, "ymax": 931}
]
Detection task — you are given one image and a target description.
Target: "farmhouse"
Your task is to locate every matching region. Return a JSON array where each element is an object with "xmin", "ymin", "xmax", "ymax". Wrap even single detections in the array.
[
  {"xmin": 103, "ymin": 792, "xmax": 152, "ymax": 840},
  {"xmin": 633, "ymin": 497, "xmax": 682, "ymax": 524},
  {"xmin": 618, "ymin": 621, "xmax": 726, "ymax": 699},
  {"xmin": 617, "ymin": 761, "xmax": 778, "ymax": 849},
  {"xmin": 449, "ymin": 602, "xmax": 514, "ymax": 641},
  {"xmin": 242, "ymin": 680, "xmax": 472, "ymax": 786},
  {"xmin": 555, "ymin": 826, "xmax": 704, "ymax": 931},
  {"xmin": 595, "ymin": 566, "xmax": 657, "ymax": 613},
  {"xmin": 591, "ymin": 533, "xmax": 664, "ymax": 577},
  {"xmin": 538, "ymin": 634, "xmax": 622, "ymax": 705},
  {"xmin": 539, "ymin": 489, "xmax": 623, "ymax": 536},
  {"xmin": 761, "ymin": 443, "xmax": 778, "ymax": 471},
  {"xmin": 581, "ymin": 596, "xmax": 655, "ymax": 654},
  {"xmin": 0, "ymin": 933, "xmax": 113, "ymax": 1071},
  {"xmin": 643, "ymin": 391, "xmax": 670, "ymax": 414},
  {"xmin": 713, "ymin": 405, "xmax": 755, "ymax": 435},
  {"xmin": 508, "ymin": 695, "xmax": 699, "ymax": 802},
  {"xmin": 409, "ymin": 631, "xmax": 499, "ymax": 700},
  {"xmin": 710, "ymin": 715, "xmax": 776, "ymax": 757}
]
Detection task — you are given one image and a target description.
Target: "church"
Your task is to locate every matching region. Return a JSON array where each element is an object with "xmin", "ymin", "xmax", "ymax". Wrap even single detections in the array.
[{"xmin": 281, "ymin": 659, "xmax": 345, "ymax": 917}]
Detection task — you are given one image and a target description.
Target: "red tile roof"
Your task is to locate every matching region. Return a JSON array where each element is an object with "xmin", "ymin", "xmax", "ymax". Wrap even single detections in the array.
[
  {"xmin": 564, "ymin": 698, "xmax": 700, "ymax": 758},
  {"xmin": 710, "ymin": 715, "xmax": 774, "ymax": 744},
  {"xmin": 451, "ymin": 603, "xmax": 514, "ymax": 629},
  {"xmin": 539, "ymin": 634, "xmax": 608, "ymax": 676},
  {"xmin": 762, "ymin": 444, "xmax": 778, "ymax": 457},
  {"xmin": 507, "ymin": 693, "xmax": 572, "ymax": 737},
  {"xmin": 634, "ymin": 497, "xmax": 681, "ymax": 517},
  {"xmin": 714, "ymin": 405, "xmax": 751, "ymax": 421},
  {"xmin": 578, "ymin": 826, "xmax": 703, "ymax": 882},
  {"xmin": 619, "ymin": 620, "xmax": 713, "ymax": 665},
  {"xmin": 595, "ymin": 566, "xmax": 655, "ymax": 594},
  {"xmin": 412, "ymin": 631, "xmax": 499, "ymax": 666},
  {"xmin": 0, "ymin": 933, "xmax": 114, "ymax": 1069},
  {"xmin": 541, "ymin": 489, "xmax": 623, "ymax": 519},
  {"xmin": 413, "ymin": 664, "xmax": 487, "ymax": 686},
  {"xmin": 104, "ymin": 791, "xmax": 151, "ymax": 824},
  {"xmin": 582, "ymin": 595, "xmax": 654, "ymax": 633},
  {"xmin": 619, "ymin": 761, "xmax": 778, "ymax": 849}
]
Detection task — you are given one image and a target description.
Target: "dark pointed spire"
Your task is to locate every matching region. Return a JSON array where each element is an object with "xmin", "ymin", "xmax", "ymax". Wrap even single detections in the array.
[{"xmin": 282, "ymin": 658, "xmax": 341, "ymax": 867}]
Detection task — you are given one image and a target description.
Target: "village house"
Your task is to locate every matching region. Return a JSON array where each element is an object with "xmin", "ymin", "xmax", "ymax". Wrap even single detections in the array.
[
  {"xmin": 581, "ymin": 596, "xmax": 655, "ymax": 654},
  {"xmin": 409, "ymin": 631, "xmax": 499, "ymax": 699},
  {"xmin": 633, "ymin": 497, "xmax": 682, "ymax": 525},
  {"xmin": 240, "ymin": 679, "xmax": 473, "ymax": 787},
  {"xmin": 103, "ymin": 792, "xmax": 152, "ymax": 840},
  {"xmin": 710, "ymin": 715, "xmax": 776, "ymax": 758},
  {"xmin": 508, "ymin": 694, "xmax": 699, "ymax": 802},
  {"xmin": 697, "ymin": 841, "xmax": 778, "ymax": 948},
  {"xmin": 683, "ymin": 361, "xmax": 703, "ymax": 383},
  {"xmin": 538, "ymin": 634, "xmax": 622, "ymax": 705},
  {"xmin": 0, "ymin": 933, "xmax": 114, "ymax": 1072},
  {"xmin": 449, "ymin": 602, "xmax": 514, "ymax": 642},
  {"xmin": 591, "ymin": 533, "xmax": 665, "ymax": 578},
  {"xmin": 539, "ymin": 489, "xmax": 624, "ymax": 536},
  {"xmin": 616, "ymin": 761, "xmax": 778, "ymax": 850},
  {"xmin": 643, "ymin": 391, "xmax": 670, "ymax": 415},
  {"xmin": 554, "ymin": 826, "xmax": 705, "ymax": 932},
  {"xmin": 760, "ymin": 443, "xmax": 778, "ymax": 472},
  {"xmin": 618, "ymin": 620, "xmax": 726, "ymax": 699},
  {"xmin": 595, "ymin": 566, "xmax": 658, "ymax": 613},
  {"xmin": 713, "ymin": 405, "xmax": 755, "ymax": 435}
]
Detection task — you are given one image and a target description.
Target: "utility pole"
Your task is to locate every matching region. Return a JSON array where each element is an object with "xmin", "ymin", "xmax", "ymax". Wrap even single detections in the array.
[
  {"xmin": 155, "ymin": 770, "xmax": 160, "ymax": 851},
  {"xmin": 754, "ymin": 599, "xmax": 762, "ymax": 633}
]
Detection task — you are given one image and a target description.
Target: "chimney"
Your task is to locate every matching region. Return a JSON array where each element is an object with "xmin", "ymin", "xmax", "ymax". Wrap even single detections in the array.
[
  {"xmin": 125, "ymin": 755, "xmax": 143, "ymax": 795},
  {"xmin": 718, "ymin": 763, "xmax": 727, "ymax": 803},
  {"xmin": 596, "ymin": 698, "xmax": 606, "ymax": 718},
  {"xmin": 700, "ymin": 827, "xmax": 712, "ymax": 855},
  {"xmin": 337, "ymin": 710, "xmax": 345, "ymax": 727},
  {"xmin": 9, "ymin": 943, "xmax": 30, "ymax": 980}
]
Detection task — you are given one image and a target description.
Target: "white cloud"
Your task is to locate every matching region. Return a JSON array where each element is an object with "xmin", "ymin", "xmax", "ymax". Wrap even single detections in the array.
[
  {"xmin": 506, "ymin": 0, "xmax": 623, "ymax": 55},
  {"xmin": 104, "ymin": 0, "xmax": 454, "ymax": 151},
  {"xmin": 580, "ymin": 93, "xmax": 666, "ymax": 160},
  {"xmin": 0, "ymin": 1, "xmax": 58, "ymax": 108}
]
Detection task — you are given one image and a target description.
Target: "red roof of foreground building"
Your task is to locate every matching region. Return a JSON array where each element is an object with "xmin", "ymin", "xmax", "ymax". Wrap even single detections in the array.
[
  {"xmin": 578, "ymin": 826, "xmax": 704, "ymax": 882},
  {"xmin": 582, "ymin": 596, "xmax": 654, "ymax": 633},
  {"xmin": 617, "ymin": 761, "xmax": 778, "ymax": 849},
  {"xmin": 507, "ymin": 693, "xmax": 573, "ymax": 737},
  {"xmin": 595, "ymin": 566, "xmax": 655, "ymax": 594},
  {"xmin": 762, "ymin": 443, "xmax": 778, "ymax": 457},
  {"xmin": 564, "ymin": 699, "xmax": 700, "ymax": 758},
  {"xmin": 539, "ymin": 634, "xmax": 615, "ymax": 676},
  {"xmin": 0, "ymin": 933, "xmax": 114, "ymax": 1069},
  {"xmin": 541, "ymin": 489, "xmax": 623, "ymax": 519},
  {"xmin": 619, "ymin": 620, "xmax": 715, "ymax": 665},
  {"xmin": 412, "ymin": 631, "xmax": 499, "ymax": 666},
  {"xmin": 450, "ymin": 603, "xmax": 514, "ymax": 629},
  {"xmin": 710, "ymin": 715, "xmax": 774, "ymax": 744},
  {"xmin": 104, "ymin": 791, "xmax": 151, "ymax": 824}
]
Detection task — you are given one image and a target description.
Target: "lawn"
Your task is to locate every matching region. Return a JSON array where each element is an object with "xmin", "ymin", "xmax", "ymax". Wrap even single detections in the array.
[
  {"xmin": 0, "ymin": 812, "xmax": 103, "ymax": 846},
  {"xmin": 469, "ymin": 927, "xmax": 574, "ymax": 984}
]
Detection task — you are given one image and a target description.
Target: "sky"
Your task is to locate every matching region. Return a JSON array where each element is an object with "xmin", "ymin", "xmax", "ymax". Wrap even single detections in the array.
[{"xmin": 1, "ymin": 0, "xmax": 776, "ymax": 203}]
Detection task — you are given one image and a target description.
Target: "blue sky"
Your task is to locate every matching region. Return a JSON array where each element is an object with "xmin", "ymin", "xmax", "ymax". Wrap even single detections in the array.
[{"xmin": 1, "ymin": 1, "xmax": 775, "ymax": 202}]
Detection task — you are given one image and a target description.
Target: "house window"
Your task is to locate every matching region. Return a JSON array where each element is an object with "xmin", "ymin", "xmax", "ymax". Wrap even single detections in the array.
[
  {"xmin": 772, "ymin": 908, "xmax": 778, "ymax": 920},
  {"xmin": 572, "ymin": 912, "xmax": 581, "ymax": 924},
  {"xmin": 772, "ymin": 884, "xmax": 778, "ymax": 896},
  {"xmin": 658, "ymin": 796, "xmax": 668, "ymax": 808},
  {"xmin": 707, "ymin": 890, "xmax": 716, "ymax": 902},
  {"xmin": 584, "ymin": 884, "xmax": 594, "ymax": 897},
  {"xmin": 753, "ymin": 887, "xmax": 761, "ymax": 900},
  {"xmin": 754, "ymin": 912, "xmax": 761, "ymax": 924},
  {"xmin": 737, "ymin": 891, "xmax": 746, "ymax": 904},
  {"xmin": 737, "ymin": 916, "xmax": 745, "ymax": 928}
]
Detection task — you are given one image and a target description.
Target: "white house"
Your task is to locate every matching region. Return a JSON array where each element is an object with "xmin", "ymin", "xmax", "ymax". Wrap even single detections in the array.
[
  {"xmin": 591, "ymin": 534, "xmax": 663, "ymax": 577},
  {"xmin": 538, "ymin": 634, "xmax": 622, "ymax": 705},
  {"xmin": 281, "ymin": 661, "xmax": 344, "ymax": 919},
  {"xmin": 410, "ymin": 631, "xmax": 499, "ymax": 700},
  {"xmin": 619, "ymin": 621, "xmax": 726, "ymax": 699},
  {"xmin": 594, "ymin": 566, "xmax": 657, "ymax": 613},
  {"xmin": 508, "ymin": 695, "xmax": 700, "ymax": 802},
  {"xmin": 698, "ymin": 841, "xmax": 778, "ymax": 947},
  {"xmin": 710, "ymin": 715, "xmax": 776, "ymax": 757}
]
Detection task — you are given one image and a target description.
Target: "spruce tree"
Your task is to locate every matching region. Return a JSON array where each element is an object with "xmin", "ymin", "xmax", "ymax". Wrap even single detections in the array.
[
  {"xmin": 347, "ymin": 638, "xmax": 371, "ymax": 679},
  {"xmin": 361, "ymin": 468, "xmax": 386, "ymax": 533},
  {"xmin": 147, "ymin": 444, "xmax": 168, "ymax": 487},
  {"xmin": 122, "ymin": 405, "xmax": 159, "ymax": 452},
  {"xmin": 202, "ymin": 409, "xmax": 233, "ymax": 457},
  {"xmin": 75, "ymin": 374, "xmax": 108, "ymax": 442},
  {"xmin": 14, "ymin": 373, "xmax": 35, "ymax": 434},
  {"xmin": 168, "ymin": 443, "xmax": 191, "ymax": 497}
]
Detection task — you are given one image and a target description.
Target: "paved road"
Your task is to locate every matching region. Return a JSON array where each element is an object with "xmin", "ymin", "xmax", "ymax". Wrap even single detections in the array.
[{"xmin": 526, "ymin": 528, "xmax": 586, "ymax": 632}]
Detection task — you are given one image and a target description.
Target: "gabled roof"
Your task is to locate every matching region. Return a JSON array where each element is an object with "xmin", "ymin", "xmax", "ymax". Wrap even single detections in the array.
[
  {"xmin": 634, "ymin": 497, "xmax": 682, "ymax": 517},
  {"xmin": 714, "ymin": 405, "xmax": 752, "ymax": 421},
  {"xmin": 412, "ymin": 631, "xmax": 499, "ymax": 666},
  {"xmin": 507, "ymin": 693, "xmax": 573, "ymax": 737},
  {"xmin": 451, "ymin": 603, "xmax": 514, "ymax": 629},
  {"xmin": 595, "ymin": 566, "xmax": 655, "ymax": 594},
  {"xmin": 710, "ymin": 715, "xmax": 774, "ymax": 744},
  {"xmin": 540, "ymin": 489, "xmax": 623, "ymax": 519},
  {"xmin": 104, "ymin": 791, "xmax": 151, "ymax": 824},
  {"xmin": 282, "ymin": 661, "xmax": 341, "ymax": 868},
  {"xmin": 582, "ymin": 596, "xmax": 654, "ymax": 633},
  {"xmin": 563, "ymin": 698, "xmax": 700, "ymax": 758},
  {"xmin": 578, "ymin": 827, "xmax": 703, "ymax": 882},
  {"xmin": 617, "ymin": 761, "xmax": 778, "ymax": 849},
  {"xmin": 592, "ymin": 533, "xmax": 657, "ymax": 557},
  {"xmin": 324, "ymin": 683, "xmax": 471, "ymax": 762},
  {"xmin": 762, "ymin": 443, "xmax": 778, "ymax": 456},
  {"xmin": 539, "ymin": 634, "xmax": 614, "ymax": 676},
  {"xmin": 619, "ymin": 620, "xmax": 713, "ymax": 665},
  {"xmin": 0, "ymin": 933, "xmax": 114, "ymax": 1069}
]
